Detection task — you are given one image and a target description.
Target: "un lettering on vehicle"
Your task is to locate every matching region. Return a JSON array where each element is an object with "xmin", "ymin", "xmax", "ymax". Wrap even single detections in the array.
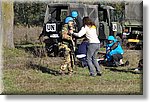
[
  {"xmin": 46, "ymin": 23, "xmax": 56, "ymax": 32},
  {"xmin": 112, "ymin": 23, "xmax": 117, "ymax": 31}
]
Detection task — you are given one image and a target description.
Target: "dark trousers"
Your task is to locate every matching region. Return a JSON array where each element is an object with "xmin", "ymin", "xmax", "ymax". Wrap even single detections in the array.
[
  {"xmin": 112, "ymin": 54, "xmax": 123, "ymax": 62},
  {"xmin": 106, "ymin": 54, "xmax": 123, "ymax": 67},
  {"xmin": 79, "ymin": 57, "xmax": 87, "ymax": 67}
]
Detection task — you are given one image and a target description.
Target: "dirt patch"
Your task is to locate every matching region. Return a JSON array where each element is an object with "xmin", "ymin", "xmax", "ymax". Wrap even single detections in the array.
[{"xmin": 123, "ymin": 50, "xmax": 142, "ymax": 68}]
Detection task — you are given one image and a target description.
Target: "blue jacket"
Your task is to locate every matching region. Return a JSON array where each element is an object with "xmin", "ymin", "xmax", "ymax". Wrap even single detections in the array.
[
  {"xmin": 106, "ymin": 39, "xmax": 124, "ymax": 61},
  {"xmin": 77, "ymin": 41, "xmax": 88, "ymax": 55}
]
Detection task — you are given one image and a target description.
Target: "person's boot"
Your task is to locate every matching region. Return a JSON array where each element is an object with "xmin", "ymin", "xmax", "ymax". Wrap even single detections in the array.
[
  {"xmin": 97, "ymin": 72, "xmax": 102, "ymax": 76},
  {"xmin": 124, "ymin": 60, "xmax": 129, "ymax": 66},
  {"xmin": 121, "ymin": 61, "xmax": 129, "ymax": 67},
  {"xmin": 90, "ymin": 73, "xmax": 96, "ymax": 77}
]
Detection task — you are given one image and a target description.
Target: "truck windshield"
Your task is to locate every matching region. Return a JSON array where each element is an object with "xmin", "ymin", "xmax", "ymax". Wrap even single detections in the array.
[
  {"xmin": 110, "ymin": 9, "xmax": 116, "ymax": 22},
  {"xmin": 48, "ymin": 6, "xmax": 68, "ymax": 22},
  {"xmin": 98, "ymin": 9, "xmax": 108, "ymax": 23}
]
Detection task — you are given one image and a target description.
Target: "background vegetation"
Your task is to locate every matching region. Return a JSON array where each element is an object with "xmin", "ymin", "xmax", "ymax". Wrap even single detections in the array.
[
  {"xmin": 13, "ymin": 2, "xmax": 125, "ymax": 27},
  {"xmin": 14, "ymin": 2, "xmax": 47, "ymax": 27}
]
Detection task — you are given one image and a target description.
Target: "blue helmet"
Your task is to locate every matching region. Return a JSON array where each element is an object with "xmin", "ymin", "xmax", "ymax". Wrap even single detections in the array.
[
  {"xmin": 71, "ymin": 11, "xmax": 78, "ymax": 18},
  {"xmin": 65, "ymin": 17, "xmax": 73, "ymax": 24},
  {"xmin": 108, "ymin": 36, "xmax": 115, "ymax": 41}
]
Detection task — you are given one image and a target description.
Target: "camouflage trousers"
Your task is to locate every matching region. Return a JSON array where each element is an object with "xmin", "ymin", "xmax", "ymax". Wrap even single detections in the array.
[{"xmin": 59, "ymin": 43, "xmax": 74, "ymax": 74}]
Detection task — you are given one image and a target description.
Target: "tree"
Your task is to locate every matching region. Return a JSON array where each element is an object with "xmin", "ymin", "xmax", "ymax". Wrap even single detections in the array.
[
  {"xmin": 1, "ymin": 0, "xmax": 14, "ymax": 48},
  {"xmin": 14, "ymin": 2, "xmax": 46, "ymax": 27},
  {"xmin": 0, "ymin": 1, "xmax": 2, "ymax": 48},
  {"xmin": 110, "ymin": 2, "xmax": 125, "ymax": 21}
]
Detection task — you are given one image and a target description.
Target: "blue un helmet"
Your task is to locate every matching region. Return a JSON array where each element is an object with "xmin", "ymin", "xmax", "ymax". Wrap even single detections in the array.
[
  {"xmin": 65, "ymin": 16, "xmax": 74, "ymax": 24},
  {"xmin": 71, "ymin": 11, "xmax": 78, "ymax": 18}
]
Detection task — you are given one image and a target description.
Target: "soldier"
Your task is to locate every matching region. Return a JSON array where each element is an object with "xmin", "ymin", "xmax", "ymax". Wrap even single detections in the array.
[
  {"xmin": 59, "ymin": 16, "xmax": 75, "ymax": 76},
  {"xmin": 71, "ymin": 11, "xmax": 79, "ymax": 32},
  {"xmin": 71, "ymin": 11, "xmax": 79, "ymax": 48}
]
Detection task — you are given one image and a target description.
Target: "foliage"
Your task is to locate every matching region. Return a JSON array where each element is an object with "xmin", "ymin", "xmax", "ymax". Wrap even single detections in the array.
[
  {"xmin": 13, "ymin": 2, "xmax": 125, "ymax": 27},
  {"xmin": 109, "ymin": 2, "xmax": 125, "ymax": 21},
  {"xmin": 14, "ymin": 2, "xmax": 47, "ymax": 27}
]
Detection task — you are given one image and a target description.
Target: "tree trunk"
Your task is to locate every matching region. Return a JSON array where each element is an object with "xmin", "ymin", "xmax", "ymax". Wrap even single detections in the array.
[
  {"xmin": 0, "ymin": 1, "xmax": 3, "ymax": 48},
  {"xmin": 1, "ymin": 0, "xmax": 14, "ymax": 48},
  {"xmin": 0, "ymin": 0, "xmax": 4, "ymax": 94}
]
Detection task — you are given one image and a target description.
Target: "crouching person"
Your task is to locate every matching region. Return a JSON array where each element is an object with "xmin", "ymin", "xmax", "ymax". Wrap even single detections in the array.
[
  {"xmin": 76, "ymin": 38, "xmax": 88, "ymax": 68},
  {"xmin": 106, "ymin": 36, "xmax": 129, "ymax": 67}
]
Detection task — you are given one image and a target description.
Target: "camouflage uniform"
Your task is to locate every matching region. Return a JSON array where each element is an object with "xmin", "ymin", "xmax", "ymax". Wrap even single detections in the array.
[{"xmin": 59, "ymin": 24, "xmax": 74, "ymax": 75}]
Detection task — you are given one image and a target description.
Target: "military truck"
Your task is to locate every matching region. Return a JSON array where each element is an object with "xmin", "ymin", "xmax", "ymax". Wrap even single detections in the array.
[
  {"xmin": 98, "ymin": 4, "xmax": 123, "ymax": 45},
  {"xmin": 40, "ymin": 2, "xmax": 122, "ymax": 56},
  {"xmin": 121, "ymin": 2, "xmax": 143, "ymax": 49}
]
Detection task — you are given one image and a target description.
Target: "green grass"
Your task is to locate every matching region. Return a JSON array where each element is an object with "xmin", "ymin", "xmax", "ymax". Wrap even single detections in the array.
[
  {"xmin": 3, "ymin": 48, "xmax": 29, "ymax": 58},
  {"xmin": 2, "ymin": 48, "xmax": 143, "ymax": 95}
]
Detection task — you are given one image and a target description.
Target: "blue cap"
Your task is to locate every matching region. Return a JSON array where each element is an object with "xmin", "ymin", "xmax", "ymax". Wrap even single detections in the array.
[
  {"xmin": 71, "ymin": 11, "xmax": 78, "ymax": 18},
  {"xmin": 108, "ymin": 36, "xmax": 115, "ymax": 41},
  {"xmin": 65, "ymin": 17, "xmax": 73, "ymax": 24}
]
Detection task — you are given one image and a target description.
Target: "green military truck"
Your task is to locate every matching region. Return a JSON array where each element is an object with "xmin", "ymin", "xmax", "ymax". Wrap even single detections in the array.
[{"xmin": 121, "ymin": 2, "xmax": 143, "ymax": 50}]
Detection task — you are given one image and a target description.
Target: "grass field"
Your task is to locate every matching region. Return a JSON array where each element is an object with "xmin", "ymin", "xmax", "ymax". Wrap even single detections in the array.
[{"xmin": 2, "ymin": 48, "xmax": 143, "ymax": 95}]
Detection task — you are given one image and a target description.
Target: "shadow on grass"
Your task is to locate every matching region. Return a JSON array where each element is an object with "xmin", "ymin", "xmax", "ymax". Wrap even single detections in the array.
[
  {"xmin": 105, "ymin": 67, "xmax": 142, "ymax": 74},
  {"xmin": 29, "ymin": 63, "xmax": 60, "ymax": 76}
]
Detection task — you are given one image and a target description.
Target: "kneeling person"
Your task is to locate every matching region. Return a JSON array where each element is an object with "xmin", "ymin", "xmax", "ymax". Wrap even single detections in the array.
[
  {"xmin": 76, "ymin": 38, "xmax": 88, "ymax": 68},
  {"xmin": 106, "ymin": 36, "xmax": 128, "ymax": 67}
]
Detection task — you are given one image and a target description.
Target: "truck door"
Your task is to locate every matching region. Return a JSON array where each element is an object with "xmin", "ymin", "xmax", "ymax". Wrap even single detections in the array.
[
  {"xmin": 69, "ymin": 4, "xmax": 86, "ymax": 29},
  {"xmin": 44, "ymin": 5, "xmax": 69, "ymax": 37},
  {"xmin": 86, "ymin": 5, "xmax": 99, "ymax": 35}
]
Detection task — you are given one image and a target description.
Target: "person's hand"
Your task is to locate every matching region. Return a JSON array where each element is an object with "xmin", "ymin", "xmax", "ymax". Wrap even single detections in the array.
[{"xmin": 69, "ymin": 30, "xmax": 74, "ymax": 34}]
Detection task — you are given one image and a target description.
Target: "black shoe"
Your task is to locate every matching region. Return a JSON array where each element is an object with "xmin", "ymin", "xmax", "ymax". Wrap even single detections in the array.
[
  {"xmin": 97, "ymin": 72, "xmax": 102, "ymax": 76},
  {"xmin": 90, "ymin": 73, "xmax": 96, "ymax": 77},
  {"xmin": 120, "ymin": 61, "xmax": 129, "ymax": 67},
  {"xmin": 124, "ymin": 61, "xmax": 129, "ymax": 66}
]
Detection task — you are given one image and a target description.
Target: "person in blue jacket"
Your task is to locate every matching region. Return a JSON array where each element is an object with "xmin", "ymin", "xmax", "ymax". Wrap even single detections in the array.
[
  {"xmin": 76, "ymin": 39, "xmax": 88, "ymax": 68},
  {"xmin": 106, "ymin": 36, "xmax": 127, "ymax": 67}
]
